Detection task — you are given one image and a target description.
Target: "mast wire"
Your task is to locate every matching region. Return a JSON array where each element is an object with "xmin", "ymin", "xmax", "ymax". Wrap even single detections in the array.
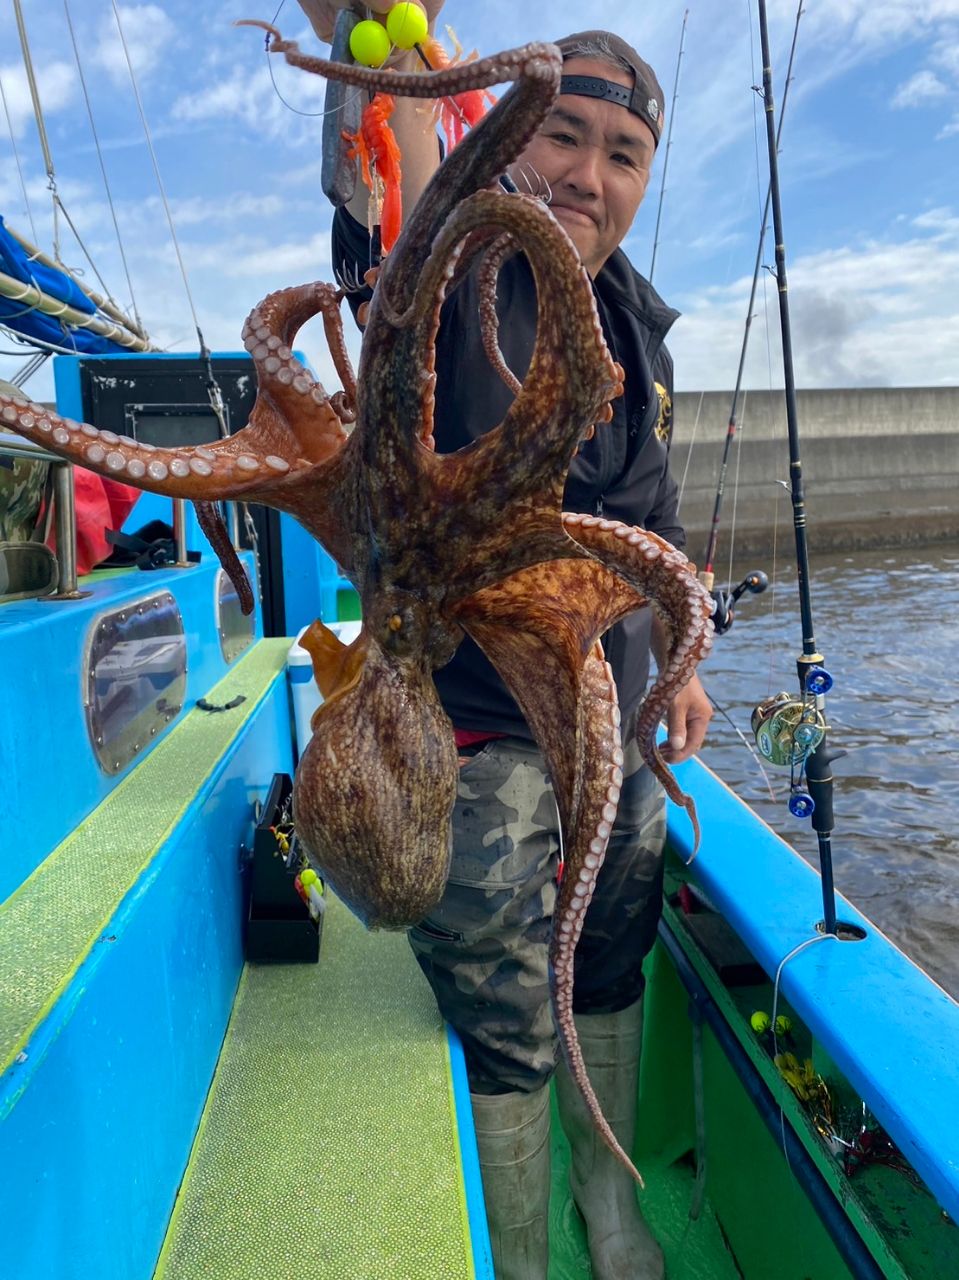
[
  {"xmin": 0, "ymin": 68, "xmax": 39, "ymax": 243},
  {"xmin": 110, "ymin": 0, "xmax": 202, "ymax": 338},
  {"xmin": 62, "ymin": 0, "xmax": 144, "ymax": 335},
  {"xmin": 11, "ymin": 0, "xmax": 128, "ymax": 322}
]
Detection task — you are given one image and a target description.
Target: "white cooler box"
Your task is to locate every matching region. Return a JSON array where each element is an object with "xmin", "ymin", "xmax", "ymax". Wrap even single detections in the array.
[{"xmin": 287, "ymin": 620, "xmax": 363, "ymax": 760}]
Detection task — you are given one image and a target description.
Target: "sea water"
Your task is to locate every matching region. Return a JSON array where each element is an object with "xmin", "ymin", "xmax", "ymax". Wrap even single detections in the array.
[{"xmin": 697, "ymin": 543, "xmax": 959, "ymax": 998}]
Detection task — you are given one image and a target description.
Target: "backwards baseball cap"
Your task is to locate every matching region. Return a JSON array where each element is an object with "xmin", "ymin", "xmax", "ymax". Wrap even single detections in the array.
[{"xmin": 555, "ymin": 31, "xmax": 665, "ymax": 147}]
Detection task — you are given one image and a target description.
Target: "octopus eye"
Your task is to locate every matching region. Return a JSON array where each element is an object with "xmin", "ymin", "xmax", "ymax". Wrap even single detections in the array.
[{"xmin": 388, "ymin": 614, "xmax": 403, "ymax": 632}]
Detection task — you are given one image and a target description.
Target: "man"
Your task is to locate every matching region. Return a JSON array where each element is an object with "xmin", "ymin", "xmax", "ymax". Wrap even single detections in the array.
[{"xmin": 300, "ymin": 5, "xmax": 712, "ymax": 1277}]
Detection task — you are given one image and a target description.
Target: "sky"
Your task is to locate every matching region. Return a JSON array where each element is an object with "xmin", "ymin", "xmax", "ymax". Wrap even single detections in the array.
[{"xmin": 1, "ymin": 0, "xmax": 958, "ymax": 403}]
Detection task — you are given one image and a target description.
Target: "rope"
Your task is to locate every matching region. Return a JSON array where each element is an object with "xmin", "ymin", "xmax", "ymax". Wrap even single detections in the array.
[
  {"xmin": 12, "ymin": 0, "xmax": 55, "ymax": 183},
  {"xmin": 0, "ymin": 320, "xmax": 85, "ymax": 357},
  {"xmin": 7, "ymin": 225, "xmax": 150, "ymax": 345},
  {"xmin": 12, "ymin": 0, "xmax": 65, "ymax": 264},
  {"xmin": 0, "ymin": 270, "xmax": 150, "ymax": 350},
  {"xmin": 62, "ymin": 0, "xmax": 144, "ymax": 336}
]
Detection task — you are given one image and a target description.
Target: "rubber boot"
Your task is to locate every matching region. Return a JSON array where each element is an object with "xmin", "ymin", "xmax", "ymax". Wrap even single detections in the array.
[
  {"xmin": 471, "ymin": 1087, "xmax": 551, "ymax": 1280},
  {"xmin": 554, "ymin": 1000, "xmax": 665, "ymax": 1280}
]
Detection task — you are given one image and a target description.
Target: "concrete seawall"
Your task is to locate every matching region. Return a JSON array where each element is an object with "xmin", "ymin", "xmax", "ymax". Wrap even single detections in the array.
[{"xmin": 671, "ymin": 386, "xmax": 959, "ymax": 561}]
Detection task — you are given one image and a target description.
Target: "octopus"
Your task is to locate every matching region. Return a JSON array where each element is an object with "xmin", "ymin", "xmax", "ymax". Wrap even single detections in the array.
[{"xmin": 0, "ymin": 32, "xmax": 713, "ymax": 1181}]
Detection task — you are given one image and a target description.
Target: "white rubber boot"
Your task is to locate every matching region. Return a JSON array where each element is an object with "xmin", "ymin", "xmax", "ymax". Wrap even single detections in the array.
[
  {"xmin": 555, "ymin": 1001, "xmax": 664, "ymax": 1280},
  {"xmin": 471, "ymin": 1087, "xmax": 551, "ymax": 1280}
]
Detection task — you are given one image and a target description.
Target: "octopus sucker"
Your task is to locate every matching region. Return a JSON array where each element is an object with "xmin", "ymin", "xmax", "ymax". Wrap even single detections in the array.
[{"xmin": 0, "ymin": 36, "xmax": 713, "ymax": 1178}]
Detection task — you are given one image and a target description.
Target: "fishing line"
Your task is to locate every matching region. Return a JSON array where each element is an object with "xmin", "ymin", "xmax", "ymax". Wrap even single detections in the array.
[
  {"xmin": 724, "ymin": 390, "xmax": 745, "ymax": 590},
  {"xmin": 706, "ymin": 689, "xmax": 778, "ymax": 803},
  {"xmin": 649, "ymin": 8, "xmax": 688, "ymax": 285},
  {"xmin": 675, "ymin": 389, "xmax": 704, "ymax": 514}
]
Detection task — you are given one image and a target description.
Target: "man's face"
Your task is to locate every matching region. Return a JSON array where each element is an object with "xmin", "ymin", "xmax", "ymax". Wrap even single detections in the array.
[{"xmin": 508, "ymin": 57, "xmax": 656, "ymax": 277}]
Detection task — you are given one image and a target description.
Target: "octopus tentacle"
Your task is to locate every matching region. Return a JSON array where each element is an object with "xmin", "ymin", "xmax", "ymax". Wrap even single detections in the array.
[
  {"xmin": 0, "ymin": 391, "xmax": 282, "ymax": 497},
  {"xmin": 477, "ymin": 233, "xmax": 523, "ymax": 396},
  {"xmin": 194, "ymin": 500, "xmax": 255, "ymax": 615},
  {"xmin": 375, "ymin": 192, "xmax": 621, "ymax": 599},
  {"xmin": 449, "ymin": 565, "xmax": 648, "ymax": 1179},
  {"xmin": 450, "ymin": 556, "xmax": 643, "ymax": 818},
  {"xmin": 562, "ymin": 513, "xmax": 715, "ymax": 850},
  {"xmin": 0, "ymin": 282, "xmax": 353, "ymax": 499},
  {"xmin": 424, "ymin": 194, "xmax": 621, "ymax": 490},
  {"xmin": 550, "ymin": 647, "xmax": 643, "ymax": 1182},
  {"xmin": 239, "ymin": 283, "xmax": 351, "ymax": 462},
  {"xmin": 243, "ymin": 25, "xmax": 563, "ymax": 321}
]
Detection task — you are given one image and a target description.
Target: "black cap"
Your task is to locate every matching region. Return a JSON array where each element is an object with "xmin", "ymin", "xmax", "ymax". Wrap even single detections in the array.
[{"xmin": 556, "ymin": 31, "xmax": 665, "ymax": 146}]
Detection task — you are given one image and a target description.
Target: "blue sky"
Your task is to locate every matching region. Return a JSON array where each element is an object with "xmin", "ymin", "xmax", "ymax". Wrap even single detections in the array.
[{"xmin": 1, "ymin": 0, "xmax": 957, "ymax": 402}]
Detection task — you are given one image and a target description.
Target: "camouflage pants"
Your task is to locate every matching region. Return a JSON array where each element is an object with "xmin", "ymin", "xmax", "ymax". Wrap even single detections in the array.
[{"xmin": 407, "ymin": 728, "xmax": 666, "ymax": 1095}]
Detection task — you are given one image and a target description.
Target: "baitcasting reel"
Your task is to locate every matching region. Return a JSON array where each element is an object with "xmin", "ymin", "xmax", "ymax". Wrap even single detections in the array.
[
  {"xmin": 751, "ymin": 691, "xmax": 827, "ymax": 766},
  {"xmin": 752, "ymin": 665, "xmax": 833, "ymax": 817}
]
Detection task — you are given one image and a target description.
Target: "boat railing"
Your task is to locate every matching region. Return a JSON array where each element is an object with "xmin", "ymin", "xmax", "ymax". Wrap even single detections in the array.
[
  {"xmin": 0, "ymin": 434, "xmax": 225, "ymax": 602},
  {"xmin": 0, "ymin": 432, "xmax": 81, "ymax": 598}
]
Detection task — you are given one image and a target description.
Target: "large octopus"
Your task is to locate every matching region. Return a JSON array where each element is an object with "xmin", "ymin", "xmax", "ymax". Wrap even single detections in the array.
[{"xmin": 0, "ymin": 33, "xmax": 713, "ymax": 1180}]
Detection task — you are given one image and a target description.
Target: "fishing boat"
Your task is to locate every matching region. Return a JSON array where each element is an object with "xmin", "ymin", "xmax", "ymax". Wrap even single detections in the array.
[{"xmin": 1, "ymin": 3, "xmax": 958, "ymax": 1279}]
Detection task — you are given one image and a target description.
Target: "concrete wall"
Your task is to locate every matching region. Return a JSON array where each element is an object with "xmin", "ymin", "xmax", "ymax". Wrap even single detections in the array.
[{"xmin": 671, "ymin": 386, "xmax": 959, "ymax": 560}]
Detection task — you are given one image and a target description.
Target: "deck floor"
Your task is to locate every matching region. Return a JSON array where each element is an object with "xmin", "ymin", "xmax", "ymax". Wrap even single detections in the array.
[
  {"xmin": 154, "ymin": 893, "xmax": 478, "ymax": 1280},
  {"xmin": 549, "ymin": 1123, "xmax": 742, "ymax": 1280}
]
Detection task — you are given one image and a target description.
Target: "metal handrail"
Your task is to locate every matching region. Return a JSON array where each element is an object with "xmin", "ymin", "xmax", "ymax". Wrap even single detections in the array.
[{"xmin": 0, "ymin": 432, "xmax": 80, "ymax": 597}]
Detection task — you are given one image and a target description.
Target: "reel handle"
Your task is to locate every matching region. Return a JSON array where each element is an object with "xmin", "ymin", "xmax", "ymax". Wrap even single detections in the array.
[{"xmin": 709, "ymin": 569, "xmax": 769, "ymax": 635}]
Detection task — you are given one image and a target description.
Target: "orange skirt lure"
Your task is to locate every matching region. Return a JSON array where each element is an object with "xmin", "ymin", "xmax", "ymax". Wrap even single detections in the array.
[
  {"xmin": 422, "ymin": 33, "xmax": 494, "ymax": 152},
  {"xmin": 344, "ymin": 91, "xmax": 403, "ymax": 253}
]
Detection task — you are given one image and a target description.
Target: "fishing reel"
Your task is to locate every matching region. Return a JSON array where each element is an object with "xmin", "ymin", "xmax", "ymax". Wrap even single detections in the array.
[
  {"xmin": 751, "ymin": 664, "xmax": 834, "ymax": 817},
  {"xmin": 709, "ymin": 570, "xmax": 768, "ymax": 635}
]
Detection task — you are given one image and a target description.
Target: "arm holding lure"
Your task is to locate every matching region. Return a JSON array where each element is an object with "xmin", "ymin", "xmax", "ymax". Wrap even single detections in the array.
[{"xmin": 297, "ymin": 0, "xmax": 445, "ymax": 228}]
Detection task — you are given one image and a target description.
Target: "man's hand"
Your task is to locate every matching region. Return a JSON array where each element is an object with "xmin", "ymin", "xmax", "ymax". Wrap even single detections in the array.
[
  {"xmin": 296, "ymin": 0, "xmax": 445, "ymax": 45},
  {"xmin": 659, "ymin": 673, "xmax": 712, "ymax": 765}
]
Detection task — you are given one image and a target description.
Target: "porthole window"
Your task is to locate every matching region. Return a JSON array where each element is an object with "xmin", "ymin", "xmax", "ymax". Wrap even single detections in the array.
[{"xmin": 84, "ymin": 591, "xmax": 187, "ymax": 774}]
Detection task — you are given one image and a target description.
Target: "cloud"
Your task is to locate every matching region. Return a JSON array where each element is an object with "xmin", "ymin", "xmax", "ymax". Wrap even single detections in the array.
[
  {"xmin": 91, "ymin": 4, "xmax": 176, "ymax": 86},
  {"xmin": 670, "ymin": 211, "xmax": 959, "ymax": 390},
  {"xmin": 0, "ymin": 60, "xmax": 75, "ymax": 139},
  {"xmin": 892, "ymin": 69, "xmax": 950, "ymax": 107},
  {"xmin": 170, "ymin": 62, "xmax": 328, "ymax": 138}
]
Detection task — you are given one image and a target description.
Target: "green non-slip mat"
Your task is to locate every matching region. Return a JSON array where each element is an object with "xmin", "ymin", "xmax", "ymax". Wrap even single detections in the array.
[
  {"xmin": 0, "ymin": 638, "xmax": 289, "ymax": 1077},
  {"xmin": 155, "ymin": 892, "xmax": 475, "ymax": 1280}
]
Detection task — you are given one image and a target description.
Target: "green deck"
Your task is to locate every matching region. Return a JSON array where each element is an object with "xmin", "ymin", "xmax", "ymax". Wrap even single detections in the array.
[
  {"xmin": 0, "ymin": 638, "xmax": 290, "ymax": 1083},
  {"xmin": 153, "ymin": 890, "xmax": 745, "ymax": 1280},
  {"xmin": 154, "ymin": 893, "xmax": 477, "ymax": 1280}
]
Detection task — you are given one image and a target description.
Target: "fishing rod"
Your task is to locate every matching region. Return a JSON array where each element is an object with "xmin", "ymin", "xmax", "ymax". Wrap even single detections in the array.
[
  {"xmin": 649, "ymin": 8, "xmax": 688, "ymax": 286},
  {"xmin": 700, "ymin": 0, "xmax": 804, "ymax": 635},
  {"xmin": 752, "ymin": 0, "xmax": 840, "ymax": 935}
]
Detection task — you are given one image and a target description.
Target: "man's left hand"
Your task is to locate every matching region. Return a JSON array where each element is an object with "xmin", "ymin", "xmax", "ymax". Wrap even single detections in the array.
[{"xmin": 659, "ymin": 673, "xmax": 712, "ymax": 765}]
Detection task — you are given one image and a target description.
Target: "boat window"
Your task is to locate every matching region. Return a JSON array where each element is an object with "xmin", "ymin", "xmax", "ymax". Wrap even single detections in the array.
[{"xmin": 84, "ymin": 591, "xmax": 187, "ymax": 774}]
